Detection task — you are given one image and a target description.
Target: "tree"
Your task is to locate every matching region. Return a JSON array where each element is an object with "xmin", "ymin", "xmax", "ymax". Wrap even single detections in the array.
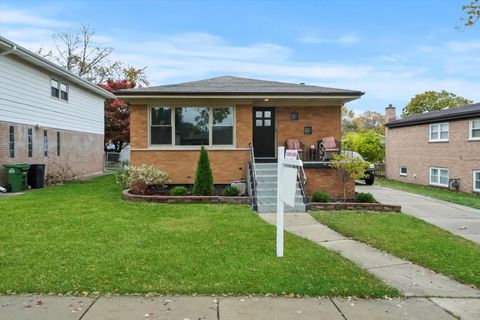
[
  {"xmin": 341, "ymin": 106, "xmax": 355, "ymax": 135},
  {"xmin": 98, "ymin": 79, "xmax": 135, "ymax": 152},
  {"xmin": 343, "ymin": 130, "xmax": 385, "ymax": 163},
  {"xmin": 462, "ymin": 0, "xmax": 480, "ymax": 27},
  {"xmin": 42, "ymin": 25, "xmax": 149, "ymax": 85},
  {"xmin": 193, "ymin": 145, "xmax": 214, "ymax": 196},
  {"xmin": 401, "ymin": 91, "xmax": 472, "ymax": 118},
  {"xmin": 331, "ymin": 154, "xmax": 368, "ymax": 202},
  {"xmin": 351, "ymin": 111, "xmax": 385, "ymax": 135}
]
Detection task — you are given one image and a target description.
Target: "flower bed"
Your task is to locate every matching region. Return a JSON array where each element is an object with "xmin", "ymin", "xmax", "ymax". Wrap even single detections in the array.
[
  {"xmin": 122, "ymin": 189, "xmax": 250, "ymax": 204},
  {"xmin": 309, "ymin": 202, "xmax": 401, "ymax": 212}
]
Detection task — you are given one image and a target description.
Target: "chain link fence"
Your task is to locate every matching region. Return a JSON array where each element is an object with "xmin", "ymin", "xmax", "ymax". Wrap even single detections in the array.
[{"xmin": 104, "ymin": 152, "xmax": 129, "ymax": 172}]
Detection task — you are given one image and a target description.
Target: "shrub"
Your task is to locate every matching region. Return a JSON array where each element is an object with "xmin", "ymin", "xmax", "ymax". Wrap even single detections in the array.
[
  {"xmin": 193, "ymin": 145, "xmax": 214, "ymax": 196},
  {"xmin": 169, "ymin": 186, "xmax": 188, "ymax": 196},
  {"xmin": 311, "ymin": 191, "xmax": 331, "ymax": 203},
  {"xmin": 355, "ymin": 192, "xmax": 376, "ymax": 203},
  {"xmin": 331, "ymin": 154, "xmax": 369, "ymax": 202},
  {"xmin": 116, "ymin": 165, "xmax": 170, "ymax": 194},
  {"xmin": 223, "ymin": 185, "xmax": 240, "ymax": 196}
]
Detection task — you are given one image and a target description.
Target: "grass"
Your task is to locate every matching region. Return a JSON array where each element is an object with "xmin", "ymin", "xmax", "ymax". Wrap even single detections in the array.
[
  {"xmin": 312, "ymin": 211, "xmax": 480, "ymax": 288},
  {"xmin": 376, "ymin": 177, "xmax": 480, "ymax": 210},
  {"xmin": 0, "ymin": 176, "xmax": 397, "ymax": 297}
]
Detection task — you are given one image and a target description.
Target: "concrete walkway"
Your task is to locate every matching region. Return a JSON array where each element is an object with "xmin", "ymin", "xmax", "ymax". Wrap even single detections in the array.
[
  {"xmin": 1, "ymin": 294, "xmax": 474, "ymax": 320},
  {"xmin": 357, "ymin": 184, "xmax": 480, "ymax": 244},
  {"xmin": 260, "ymin": 213, "xmax": 480, "ymax": 319}
]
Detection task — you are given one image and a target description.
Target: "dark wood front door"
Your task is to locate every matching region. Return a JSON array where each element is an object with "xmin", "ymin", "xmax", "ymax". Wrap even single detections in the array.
[{"xmin": 253, "ymin": 107, "xmax": 275, "ymax": 158}]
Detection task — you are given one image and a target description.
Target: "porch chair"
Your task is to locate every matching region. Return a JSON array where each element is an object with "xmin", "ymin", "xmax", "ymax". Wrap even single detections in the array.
[
  {"xmin": 318, "ymin": 136, "xmax": 340, "ymax": 161},
  {"xmin": 284, "ymin": 138, "xmax": 304, "ymax": 160}
]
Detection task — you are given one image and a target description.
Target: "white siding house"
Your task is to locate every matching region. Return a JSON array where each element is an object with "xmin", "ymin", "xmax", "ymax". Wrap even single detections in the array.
[{"xmin": 0, "ymin": 36, "xmax": 115, "ymax": 186}]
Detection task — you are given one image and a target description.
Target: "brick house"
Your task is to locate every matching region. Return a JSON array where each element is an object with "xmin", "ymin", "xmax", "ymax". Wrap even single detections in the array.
[
  {"xmin": 384, "ymin": 103, "xmax": 480, "ymax": 193},
  {"xmin": 116, "ymin": 76, "xmax": 363, "ymax": 212},
  {"xmin": 0, "ymin": 36, "xmax": 115, "ymax": 186}
]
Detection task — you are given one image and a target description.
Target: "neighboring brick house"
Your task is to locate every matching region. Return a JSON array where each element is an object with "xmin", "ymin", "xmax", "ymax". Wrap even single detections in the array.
[
  {"xmin": 384, "ymin": 103, "xmax": 480, "ymax": 194},
  {"xmin": 0, "ymin": 36, "xmax": 115, "ymax": 186},
  {"xmin": 116, "ymin": 76, "xmax": 363, "ymax": 212}
]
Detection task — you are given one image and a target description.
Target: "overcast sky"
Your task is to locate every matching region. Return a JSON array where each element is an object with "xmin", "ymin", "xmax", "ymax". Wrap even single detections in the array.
[{"xmin": 1, "ymin": 0, "xmax": 479, "ymax": 114}]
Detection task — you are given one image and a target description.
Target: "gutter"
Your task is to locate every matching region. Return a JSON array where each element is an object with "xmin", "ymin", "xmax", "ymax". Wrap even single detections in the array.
[
  {"xmin": 0, "ymin": 37, "xmax": 115, "ymax": 100},
  {"xmin": 115, "ymin": 94, "xmax": 363, "ymax": 100}
]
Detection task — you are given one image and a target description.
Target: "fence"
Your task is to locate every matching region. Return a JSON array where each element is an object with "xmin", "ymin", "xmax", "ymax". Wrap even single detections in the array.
[
  {"xmin": 375, "ymin": 162, "xmax": 385, "ymax": 177},
  {"xmin": 104, "ymin": 152, "xmax": 129, "ymax": 172}
]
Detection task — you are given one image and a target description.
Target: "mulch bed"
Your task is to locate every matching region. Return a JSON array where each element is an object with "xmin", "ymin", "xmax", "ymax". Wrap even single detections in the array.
[{"xmin": 122, "ymin": 189, "xmax": 250, "ymax": 204}]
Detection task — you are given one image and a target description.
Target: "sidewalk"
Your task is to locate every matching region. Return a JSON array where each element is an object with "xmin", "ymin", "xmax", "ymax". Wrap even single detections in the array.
[
  {"xmin": 260, "ymin": 213, "xmax": 480, "ymax": 319},
  {"xmin": 0, "ymin": 295, "xmax": 469, "ymax": 320},
  {"xmin": 357, "ymin": 184, "xmax": 480, "ymax": 244}
]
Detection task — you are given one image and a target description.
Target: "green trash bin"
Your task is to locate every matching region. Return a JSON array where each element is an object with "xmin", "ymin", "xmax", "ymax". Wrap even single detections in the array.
[{"xmin": 3, "ymin": 163, "xmax": 30, "ymax": 192}]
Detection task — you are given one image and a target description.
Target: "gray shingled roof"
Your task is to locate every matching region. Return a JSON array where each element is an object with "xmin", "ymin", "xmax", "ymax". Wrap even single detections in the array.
[
  {"xmin": 386, "ymin": 102, "xmax": 480, "ymax": 128},
  {"xmin": 115, "ymin": 75, "xmax": 363, "ymax": 96}
]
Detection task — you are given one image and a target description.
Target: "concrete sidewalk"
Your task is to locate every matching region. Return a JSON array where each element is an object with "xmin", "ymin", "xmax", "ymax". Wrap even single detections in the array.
[
  {"xmin": 0, "ymin": 295, "xmax": 471, "ymax": 320},
  {"xmin": 357, "ymin": 184, "xmax": 480, "ymax": 244},
  {"xmin": 260, "ymin": 213, "xmax": 480, "ymax": 319}
]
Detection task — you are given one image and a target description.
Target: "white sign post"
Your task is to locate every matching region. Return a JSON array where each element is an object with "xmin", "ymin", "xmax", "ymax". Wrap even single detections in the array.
[{"xmin": 276, "ymin": 146, "xmax": 303, "ymax": 257}]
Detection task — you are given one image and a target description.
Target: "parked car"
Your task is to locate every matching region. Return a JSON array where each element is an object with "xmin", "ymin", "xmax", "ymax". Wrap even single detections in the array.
[{"xmin": 340, "ymin": 150, "xmax": 376, "ymax": 185}]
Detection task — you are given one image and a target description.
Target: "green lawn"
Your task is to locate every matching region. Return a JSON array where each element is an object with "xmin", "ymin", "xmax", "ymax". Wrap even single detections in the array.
[
  {"xmin": 0, "ymin": 176, "xmax": 397, "ymax": 297},
  {"xmin": 312, "ymin": 211, "xmax": 480, "ymax": 287},
  {"xmin": 376, "ymin": 177, "xmax": 480, "ymax": 210}
]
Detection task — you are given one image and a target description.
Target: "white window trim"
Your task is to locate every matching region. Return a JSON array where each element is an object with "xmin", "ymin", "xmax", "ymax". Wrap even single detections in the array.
[
  {"xmin": 429, "ymin": 123, "xmax": 449, "ymax": 142},
  {"xmin": 399, "ymin": 166, "xmax": 407, "ymax": 176},
  {"xmin": 148, "ymin": 105, "xmax": 236, "ymax": 149},
  {"xmin": 429, "ymin": 167, "xmax": 449, "ymax": 187},
  {"xmin": 469, "ymin": 119, "xmax": 480, "ymax": 141},
  {"xmin": 473, "ymin": 170, "xmax": 480, "ymax": 193}
]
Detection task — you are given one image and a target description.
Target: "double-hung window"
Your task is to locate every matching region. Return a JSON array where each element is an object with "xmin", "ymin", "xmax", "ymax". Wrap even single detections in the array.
[
  {"xmin": 429, "ymin": 123, "xmax": 449, "ymax": 142},
  {"xmin": 469, "ymin": 119, "xmax": 480, "ymax": 140},
  {"xmin": 51, "ymin": 78, "xmax": 68, "ymax": 101},
  {"xmin": 150, "ymin": 106, "xmax": 234, "ymax": 147},
  {"xmin": 430, "ymin": 167, "xmax": 449, "ymax": 187},
  {"xmin": 473, "ymin": 171, "xmax": 480, "ymax": 193}
]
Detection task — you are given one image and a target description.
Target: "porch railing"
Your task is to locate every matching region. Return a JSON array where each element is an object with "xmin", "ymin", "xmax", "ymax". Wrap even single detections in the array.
[
  {"xmin": 248, "ymin": 143, "xmax": 258, "ymax": 209},
  {"xmin": 297, "ymin": 153, "xmax": 308, "ymax": 207}
]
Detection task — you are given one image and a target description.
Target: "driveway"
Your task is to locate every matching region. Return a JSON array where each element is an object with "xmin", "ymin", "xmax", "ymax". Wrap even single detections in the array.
[{"xmin": 357, "ymin": 184, "xmax": 480, "ymax": 244}]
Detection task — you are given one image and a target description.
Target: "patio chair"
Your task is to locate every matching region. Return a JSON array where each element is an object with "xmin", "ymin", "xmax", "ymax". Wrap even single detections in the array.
[
  {"xmin": 318, "ymin": 136, "xmax": 340, "ymax": 160},
  {"xmin": 284, "ymin": 138, "xmax": 304, "ymax": 160}
]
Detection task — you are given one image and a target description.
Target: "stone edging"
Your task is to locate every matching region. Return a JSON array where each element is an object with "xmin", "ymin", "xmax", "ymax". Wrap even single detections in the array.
[
  {"xmin": 122, "ymin": 189, "xmax": 251, "ymax": 204},
  {"xmin": 309, "ymin": 202, "xmax": 401, "ymax": 212}
]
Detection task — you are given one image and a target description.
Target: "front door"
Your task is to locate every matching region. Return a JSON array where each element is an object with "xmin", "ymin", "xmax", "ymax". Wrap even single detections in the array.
[{"xmin": 253, "ymin": 107, "xmax": 275, "ymax": 158}]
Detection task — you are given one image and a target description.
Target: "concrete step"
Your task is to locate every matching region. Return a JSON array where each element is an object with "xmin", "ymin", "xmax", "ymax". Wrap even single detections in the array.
[
  {"xmin": 257, "ymin": 203, "xmax": 307, "ymax": 213},
  {"xmin": 255, "ymin": 169, "xmax": 277, "ymax": 176},
  {"xmin": 257, "ymin": 195, "xmax": 304, "ymax": 205},
  {"xmin": 256, "ymin": 189, "xmax": 303, "ymax": 197},
  {"xmin": 256, "ymin": 182, "xmax": 301, "ymax": 189},
  {"xmin": 256, "ymin": 175, "xmax": 277, "ymax": 183}
]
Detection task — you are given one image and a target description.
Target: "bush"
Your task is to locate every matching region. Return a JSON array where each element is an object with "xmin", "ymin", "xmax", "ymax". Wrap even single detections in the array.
[
  {"xmin": 355, "ymin": 192, "xmax": 376, "ymax": 203},
  {"xmin": 115, "ymin": 165, "xmax": 170, "ymax": 194},
  {"xmin": 223, "ymin": 185, "xmax": 240, "ymax": 196},
  {"xmin": 311, "ymin": 192, "xmax": 331, "ymax": 203},
  {"xmin": 169, "ymin": 186, "xmax": 188, "ymax": 196},
  {"xmin": 193, "ymin": 145, "xmax": 214, "ymax": 196}
]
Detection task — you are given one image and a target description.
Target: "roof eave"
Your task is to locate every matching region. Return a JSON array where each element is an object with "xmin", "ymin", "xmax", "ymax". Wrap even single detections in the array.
[{"xmin": 386, "ymin": 112, "xmax": 480, "ymax": 128}]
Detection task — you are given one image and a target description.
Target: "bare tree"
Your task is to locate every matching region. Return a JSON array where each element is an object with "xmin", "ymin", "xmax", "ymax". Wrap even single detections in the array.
[{"xmin": 45, "ymin": 24, "xmax": 149, "ymax": 85}]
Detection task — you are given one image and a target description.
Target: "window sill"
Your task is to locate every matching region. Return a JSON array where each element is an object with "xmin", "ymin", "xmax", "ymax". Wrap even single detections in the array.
[
  {"xmin": 428, "ymin": 140, "xmax": 449, "ymax": 143},
  {"xmin": 399, "ymin": 174, "xmax": 407, "ymax": 177},
  {"xmin": 429, "ymin": 183, "xmax": 448, "ymax": 188},
  {"xmin": 468, "ymin": 139, "xmax": 480, "ymax": 142}
]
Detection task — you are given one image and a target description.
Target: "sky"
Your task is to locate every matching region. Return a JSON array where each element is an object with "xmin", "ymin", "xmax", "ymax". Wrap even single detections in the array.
[{"xmin": 1, "ymin": 0, "xmax": 479, "ymax": 114}]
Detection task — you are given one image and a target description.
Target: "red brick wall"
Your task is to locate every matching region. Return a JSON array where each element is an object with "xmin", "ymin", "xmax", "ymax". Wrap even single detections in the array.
[
  {"xmin": 385, "ymin": 119, "xmax": 480, "ymax": 193},
  {"xmin": 305, "ymin": 167, "xmax": 355, "ymax": 198}
]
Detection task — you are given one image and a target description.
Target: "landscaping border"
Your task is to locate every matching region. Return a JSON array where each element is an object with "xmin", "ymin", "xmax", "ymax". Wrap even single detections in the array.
[
  {"xmin": 309, "ymin": 202, "xmax": 401, "ymax": 212},
  {"xmin": 122, "ymin": 189, "xmax": 250, "ymax": 204}
]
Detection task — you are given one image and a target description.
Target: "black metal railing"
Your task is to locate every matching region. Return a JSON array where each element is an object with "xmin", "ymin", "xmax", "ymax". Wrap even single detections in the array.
[{"xmin": 248, "ymin": 143, "xmax": 258, "ymax": 209}]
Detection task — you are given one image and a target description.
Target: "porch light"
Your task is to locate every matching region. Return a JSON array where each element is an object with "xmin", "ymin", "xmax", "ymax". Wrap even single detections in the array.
[{"xmin": 264, "ymin": 98, "xmax": 269, "ymax": 102}]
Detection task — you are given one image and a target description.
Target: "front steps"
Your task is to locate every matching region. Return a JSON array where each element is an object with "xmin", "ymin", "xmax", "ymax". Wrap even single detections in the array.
[{"xmin": 254, "ymin": 163, "xmax": 306, "ymax": 213}]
